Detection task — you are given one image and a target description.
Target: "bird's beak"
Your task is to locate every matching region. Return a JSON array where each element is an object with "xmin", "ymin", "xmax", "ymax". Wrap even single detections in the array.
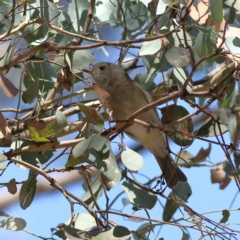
[{"xmin": 82, "ymin": 68, "xmax": 92, "ymax": 74}]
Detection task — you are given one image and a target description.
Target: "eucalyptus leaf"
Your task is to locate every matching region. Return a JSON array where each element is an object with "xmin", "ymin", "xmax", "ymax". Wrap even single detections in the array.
[
  {"xmin": 19, "ymin": 176, "xmax": 37, "ymax": 209},
  {"xmin": 210, "ymin": 0, "xmax": 223, "ymax": 23},
  {"xmin": 0, "ymin": 154, "xmax": 8, "ymax": 163},
  {"xmin": 139, "ymin": 39, "xmax": 162, "ymax": 56},
  {"xmin": 94, "ymin": 0, "xmax": 118, "ymax": 27},
  {"xmin": 163, "ymin": 191, "xmax": 185, "ymax": 222},
  {"xmin": 220, "ymin": 209, "xmax": 230, "ymax": 223},
  {"xmin": 0, "ymin": 39, "xmax": 15, "ymax": 75},
  {"xmin": 225, "ymin": 0, "xmax": 240, "ymax": 12},
  {"xmin": 21, "ymin": 141, "xmax": 53, "ymax": 165},
  {"xmin": 76, "ymin": 102, "xmax": 104, "ymax": 132},
  {"xmin": 0, "ymin": 217, "xmax": 26, "ymax": 231},
  {"xmin": 100, "ymin": 150, "xmax": 122, "ymax": 190},
  {"xmin": 194, "ymin": 29, "xmax": 217, "ymax": 63},
  {"xmin": 66, "ymin": 135, "xmax": 111, "ymax": 168},
  {"xmin": 65, "ymin": 213, "xmax": 96, "ymax": 231},
  {"xmin": 172, "ymin": 182, "xmax": 192, "ymax": 202},
  {"xmin": 67, "ymin": 0, "xmax": 90, "ymax": 33},
  {"xmin": 90, "ymin": 226, "xmax": 131, "ymax": 239},
  {"xmin": 125, "ymin": 1, "xmax": 148, "ymax": 32},
  {"xmin": 72, "ymin": 50, "xmax": 95, "ymax": 72},
  {"xmin": 0, "ymin": 163, "xmax": 6, "ymax": 170},
  {"xmin": 121, "ymin": 146, "xmax": 144, "ymax": 171},
  {"xmin": 181, "ymin": 230, "xmax": 190, "ymax": 240},
  {"xmin": 122, "ymin": 180, "xmax": 157, "ymax": 209},
  {"xmin": 24, "ymin": 61, "xmax": 56, "ymax": 93},
  {"xmin": 54, "ymin": 110, "xmax": 68, "ymax": 134},
  {"xmin": 133, "ymin": 223, "xmax": 155, "ymax": 240},
  {"xmin": 160, "ymin": 105, "xmax": 193, "ymax": 146},
  {"xmin": 165, "ymin": 47, "xmax": 191, "ymax": 67},
  {"xmin": 81, "ymin": 177, "xmax": 103, "ymax": 208},
  {"xmin": 194, "ymin": 116, "xmax": 228, "ymax": 137},
  {"xmin": 22, "ymin": 78, "xmax": 39, "ymax": 104},
  {"xmin": 173, "ymin": 67, "xmax": 193, "ymax": 92}
]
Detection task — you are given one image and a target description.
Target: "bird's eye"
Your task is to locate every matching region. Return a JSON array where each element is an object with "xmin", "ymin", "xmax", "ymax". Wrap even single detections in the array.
[{"xmin": 99, "ymin": 66, "xmax": 105, "ymax": 71}]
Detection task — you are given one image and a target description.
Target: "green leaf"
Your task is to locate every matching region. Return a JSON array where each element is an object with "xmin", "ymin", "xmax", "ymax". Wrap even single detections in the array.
[
  {"xmin": 44, "ymin": 0, "xmax": 59, "ymax": 26},
  {"xmin": 122, "ymin": 180, "xmax": 157, "ymax": 209},
  {"xmin": 139, "ymin": 39, "xmax": 162, "ymax": 56},
  {"xmin": 194, "ymin": 116, "xmax": 228, "ymax": 137},
  {"xmin": 72, "ymin": 50, "xmax": 95, "ymax": 72},
  {"xmin": 0, "ymin": 154, "xmax": 8, "ymax": 163},
  {"xmin": 84, "ymin": 123, "xmax": 99, "ymax": 138},
  {"xmin": 95, "ymin": 0, "xmax": 118, "ymax": 27},
  {"xmin": 125, "ymin": 1, "xmax": 148, "ymax": 32},
  {"xmin": 220, "ymin": 209, "xmax": 230, "ymax": 223},
  {"xmin": 76, "ymin": 102, "xmax": 104, "ymax": 132},
  {"xmin": 81, "ymin": 177, "xmax": 103, "ymax": 208},
  {"xmin": 19, "ymin": 176, "xmax": 37, "ymax": 209},
  {"xmin": 21, "ymin": 142, "xmax": 53, "ymax": 165},
  {"xmin": 90, "ymin": 226, "xmax": 131, "ymax": 239},
  {"xmin": 181, "ymin": 230, "xmax": 190, "ymax": 240},
  {"xmin": 133, "ymin": 223, "xmax": 155, "ymax": 240},
  {"xmin": 0, "ymin": 163, "xmax": 6, "ymax": 170},
  {"xmin": 27, "ymin": 124, "xmax": 51, "ymax": 143},
  {"xmin": 210, "ymin": 0, "xmax": 223, "ymax": 23},
  {"xmin": 0, "ymin": 2, "xmax": 12, "ymax": 35},
  {"xmin": 163, "ymin": 191, "xmax": 185, "ymax": 222},
  {"xmin": 54, "ymin": 110, "xmax": 68, "ymax": 134},
  {"xmin": 170, "ymin": 25, "xmax": 193, "ymax": 47},
  {"xmin": 0, "ymin": 217, "xmax": 26, "ymax": 231},
  {"xmin": 172, "ymin": 182, "xmax": 192, "ymax": 202},
  {"xmin": 143, "ymin": 49, "xmax": 172, "ymax": 78},
  {"xmin": 220, "ymin": 83, "xmax": 238, "ymax": 108},
  {"xmin": 194, "ymin": 29, "xmax": 217, "ymax": 63},
  {"xmin": 22, "ymin": 24, "xmax": 43, "ymax": 44},
  {"xmin": 59, "ymin": 224, "xmax": 131, "ymax": 240},
  {"xmin": 121, "ymin": 146, "xmax": 144, "ymax": 171},
  {"xmin": 100, "ymin": 150, "xmax": 122, "ymax": 190},
  {"xmin": 68, "ymin": 0, "xmax": 89, "ymax": 32},
  {"xmin": 57, "ymin": 224, "xmax": 89, "ymax": 239},
  {"xmin": 65, "ymin": 213, "xmax": 96, "ymax": 230},
  {"xmin": 66, "ymin": 135, "xmax": 110, "ymax": 167},
  {"xmin": 32, "ymin": 19, "xmax": 49, "ymax": 45},
  {"xmin": 165, "ymin": 47, "xmax": 191, "ymax": 67},
  {"xmin": 224, "ymin": 162, "xmax": 240, "ymax": 178},
  {"xmin": 225, "ymin": 0, "xmax": 240, "ymax": 12},
  {"xmin": 0, "ymin": 39, "xmax": 15, "ymax": 75},
  {"xmin": 134, "ymin": 73, "xmax": 156, "ymax": 92},
  {"xmin": 160, "ymin": 105, "xmax": 193, "ymax": 146},
  {"xmin": 173, "ymin": 67, "xmax": 193, "ymax": 92},
  {"xmin": 22, "ymin": 78, "xmax": 39, "ymax": 104},
  {"xmin": 24, "ymin": 61, "xmax": 56, "ymax": 93},
  {"xmin": 63, "ymin": 66, "xmax": 76, "ymax": 90},
  {"xmin": 27, "ymin": 110, "xmax": 67, "ymax": 142}
]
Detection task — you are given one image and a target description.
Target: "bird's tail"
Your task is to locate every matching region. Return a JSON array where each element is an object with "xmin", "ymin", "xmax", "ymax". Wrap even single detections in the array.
[{"xmin": 154, "ymin": 154, "xmax": 187, "ymax": 189}]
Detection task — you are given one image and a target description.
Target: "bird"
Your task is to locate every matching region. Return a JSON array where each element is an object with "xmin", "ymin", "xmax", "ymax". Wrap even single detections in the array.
[{"xmin": 84, "ymin": 62, "xmax": 187, "ymax": 188}]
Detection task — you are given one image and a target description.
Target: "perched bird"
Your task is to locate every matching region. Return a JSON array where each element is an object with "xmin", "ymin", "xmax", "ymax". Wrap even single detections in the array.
[{"xmin": 84, "ymin": 62, "xmax": 187, "ymax": 188}]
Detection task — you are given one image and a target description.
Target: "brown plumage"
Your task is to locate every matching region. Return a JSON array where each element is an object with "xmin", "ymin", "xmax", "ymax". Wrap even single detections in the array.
[{"xmin": 86, "ymin": 62, "xmax": 187, "ymax": 188}]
